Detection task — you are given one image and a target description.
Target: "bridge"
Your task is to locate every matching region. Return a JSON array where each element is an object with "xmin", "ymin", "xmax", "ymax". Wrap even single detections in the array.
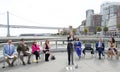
[
  {"xmin": 0, "ymin": 24, "xmax": 67, "ymax": 29},
  {"xmin": 0, "ymin": 36, "xmax": 120, "ymax": 72},
  {"xmin": 0, "ymin": 11, "xmax": 71, "ymax": 37}
]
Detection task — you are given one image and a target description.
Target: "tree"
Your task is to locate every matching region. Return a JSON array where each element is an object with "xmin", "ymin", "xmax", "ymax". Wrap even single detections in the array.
[
  {"xmin": 63, "ymin": 31, "xmax": 69, "ymax": 35},
  {"xmin": 84, "ymin": 28, "xmax": 88, "ymax": 35},
  {"xmin": 73, "ymin": 29, "xmax": 77, "ymax": 35},
  {"xmin": 117, "ymin": 23, "xmax": 120, "ymax": 31},
  {"xmin": 117, "ymin": 24, "xmax": 120, "ymax": 37},
  {"xmin": 103, "ymin": 26, "xmax": 108, "ymax": 36},
  {"xmin": 96, "ymin": 26, "xmax": 102, "ymax": 32}
]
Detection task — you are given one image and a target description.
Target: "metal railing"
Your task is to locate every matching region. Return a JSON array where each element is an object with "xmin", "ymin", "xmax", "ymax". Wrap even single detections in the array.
[{"xmin": 0, "ymin": 39, "xmax": 120, "ymax": 56}]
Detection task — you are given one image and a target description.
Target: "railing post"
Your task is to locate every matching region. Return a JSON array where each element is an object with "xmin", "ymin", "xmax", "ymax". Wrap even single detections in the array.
[
  {"xmin": 63, "ymin": 41, "xmax": 64, "ymax": 44},
  {"xmin": 56, "ymin": 41, "xmax": 57, "ymax": 49},
  {"xmin": 41, "ymin": 41, "xmax": 42, "ymax": 46}
]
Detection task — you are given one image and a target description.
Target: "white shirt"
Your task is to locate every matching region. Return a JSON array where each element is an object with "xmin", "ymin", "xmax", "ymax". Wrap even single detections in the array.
[{"xmin": 98, "ymin": 42, "xmax": 102, "ymax": 47}]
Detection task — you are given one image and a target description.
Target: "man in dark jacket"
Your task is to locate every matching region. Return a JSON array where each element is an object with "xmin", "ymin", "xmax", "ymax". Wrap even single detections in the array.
[
  {"xmin": 96, "ymin": 38, "xmax": 105, "ymax": 59},
  {"xmin": 17, "ymin": 39, "xmax": 31, "ymax": 65}
]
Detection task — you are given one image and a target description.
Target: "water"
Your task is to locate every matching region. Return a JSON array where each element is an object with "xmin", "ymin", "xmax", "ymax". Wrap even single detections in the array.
[{"xmin": 0, "ymin": 28, "xmax": 58, "ymax": 36}]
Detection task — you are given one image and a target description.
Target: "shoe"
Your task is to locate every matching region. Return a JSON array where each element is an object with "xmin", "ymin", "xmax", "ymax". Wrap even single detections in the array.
[
  {"xmin": 99, "ymin": 57, "xmax": 101, "ymax": 60},
  {"xmin": 36, "ymin": 60, "xmax": 39, "ymax": 63},
  {"xmin": 27, "ymin": 62, "xmax": 31, "ymax": 64},
  {"xmin": 2, "ymin": 66, "xmax": 5, "ymax": 68},
  {"xmin": 23, "ymin": 62, "xmax": 26, "ymax": 65},
  {"xmin": 102, "ymin": 54, "xmax": 105, "ymax": 56},
  {"xmin": 11, "ymin": 63, "xmax": 14, "ymax": 67},
  {"xmin": 68, "ymin": 63, "xmax": 70, "ymax": 65},
  {"xmin": 45, "ymin": 59, "xmax": 49, "ymax": 62}
]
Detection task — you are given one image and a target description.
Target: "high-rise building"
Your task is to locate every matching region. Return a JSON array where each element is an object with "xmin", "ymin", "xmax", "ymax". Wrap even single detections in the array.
[
  {"xmin": 86, "ymin": 9, "xmax": 94, "ymax": 27},
  {"xmin": 100, "ymin": 2, "xmax": 120, "ymax": 32},
  {"xmin": 92, "ymin": 14, "xmax": 102, "ymax": 27},
  {"xmin": 90, "ymin": 14, "xmax": 102, "ymax": 32},
  {"xmin": 117, "ymin": 10, "xmax": 120, "ymax": 26}
]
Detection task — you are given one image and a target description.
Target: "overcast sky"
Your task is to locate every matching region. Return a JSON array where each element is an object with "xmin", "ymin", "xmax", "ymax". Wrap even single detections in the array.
[{"xmin": 0, "ymin": 0, "xmax": 120, "ymax": 36}]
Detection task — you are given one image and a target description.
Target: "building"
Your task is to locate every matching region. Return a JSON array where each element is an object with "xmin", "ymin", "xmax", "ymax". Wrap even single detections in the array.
[
  {"xmin": 90, "ymin": 14, "xmax": 102, "ymax": 33},
  {"xmin": 81, "ymin": 20, "xmax": 86, "ymax": 26},
  {"xmin": 92, "ymin": 14, "xmax": 102, "ymax": 27},
  {"xmin": 78, "ymin": 20, "xmax": 86, "ymax": 34},
  {"xmin": 117, "ymin": 10, "xmax": 120, "ymax": 29},
  {"xmin": 100, "ymin": 2, "xmax": 120, "ymax": 33},
  {"xmin": 86, "ymin": 9, "xmax": 94, "ymax": 27}
]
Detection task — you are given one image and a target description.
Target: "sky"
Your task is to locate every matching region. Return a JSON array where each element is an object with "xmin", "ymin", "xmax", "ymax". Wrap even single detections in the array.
[{"xmin": 0, "ymin": 0, "xmax": 120, "ymax": 36}]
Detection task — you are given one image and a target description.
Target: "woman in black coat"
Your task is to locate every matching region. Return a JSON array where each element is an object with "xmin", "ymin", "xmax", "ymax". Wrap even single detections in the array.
[{"xmin": 67, "ymin": 32, "xmax": 75, "ymax": 65}]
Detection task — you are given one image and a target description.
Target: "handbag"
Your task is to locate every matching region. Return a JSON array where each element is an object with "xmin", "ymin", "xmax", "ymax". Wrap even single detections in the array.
[{"xmin": 51, "ymin": 55, "xmax": 55, "ymax": 60}]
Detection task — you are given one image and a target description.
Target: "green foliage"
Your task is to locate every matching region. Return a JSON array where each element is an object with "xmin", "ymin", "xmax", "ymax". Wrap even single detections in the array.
[
  {"xmin": 96, "ymin": 26, "xmax": 102, "ymax": 32},
  {"xmin": 84, "ymin": 28, "xmax": 88, "ymax": 35},
  {"xmin": 117, "ymin": 23, "xmax": 120, "ymax": 30},
  {"xmin": 103, "ymin": 26, "xmax": 108, "ymax": 33},
  {"xmin": 73, "ymin": 29, "xmax": 77, "ymax": 35}
]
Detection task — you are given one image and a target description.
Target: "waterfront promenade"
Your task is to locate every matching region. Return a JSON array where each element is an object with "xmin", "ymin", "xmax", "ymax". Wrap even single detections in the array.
[
  {"xmin": 0, "ymin": 36, "xmax": 120, "ymax": 72},
  {"xmin": 0, "ymin": 52, "xmax": 120, "ymax": 72}
]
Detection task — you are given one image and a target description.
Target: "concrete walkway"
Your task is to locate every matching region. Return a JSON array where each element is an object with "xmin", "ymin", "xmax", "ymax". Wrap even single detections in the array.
[{"xmin": 0, "ymin": 52, "xmax": 120, "ymax": 72}]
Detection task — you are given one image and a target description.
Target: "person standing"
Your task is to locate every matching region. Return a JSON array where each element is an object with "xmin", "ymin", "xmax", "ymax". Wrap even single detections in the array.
[
  {"xmin": 3, "ymin": 40, "xmax": 17, "ymax": 67},
  {"xmin": 95, "ymin": 38, "xmax": 105, "ymax": 59},
  {"xmin": 43, "ymin": 40, "xmax": 50, "ymax": 62},
  {"xmin": 31, "ymin": 41, "xmax": 40, "ymax": 63},
  {"xmin": 17, "ymin": 39, "xmax": 31, "ymax": 65},
  {"xmin": 67, "ymin": 32, "xmax": 75, "ymax": 65}
]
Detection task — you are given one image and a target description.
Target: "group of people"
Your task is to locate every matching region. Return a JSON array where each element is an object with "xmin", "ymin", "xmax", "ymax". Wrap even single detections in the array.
[
  {"xmin": 2, "ymin": 33, "xmax": 119, "ymax": 67},
  {"xmin": 67, "ymin": 32, "xmax": 119, "ymax": 66},
  {"xmin": 3, "ymin": 39, "xmax": 51, "ymax": 67}
]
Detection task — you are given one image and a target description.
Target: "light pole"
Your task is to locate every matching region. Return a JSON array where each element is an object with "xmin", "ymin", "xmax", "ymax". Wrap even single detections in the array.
[{"xmin": 7, "ymin": 11, "xmax": 10, "ymax": 37}]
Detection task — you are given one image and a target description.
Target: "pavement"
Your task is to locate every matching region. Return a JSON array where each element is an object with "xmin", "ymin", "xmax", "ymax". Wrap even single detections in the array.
[{"xmin": 0, "ymin": 52, "xmax": 120, "ymax": 72}]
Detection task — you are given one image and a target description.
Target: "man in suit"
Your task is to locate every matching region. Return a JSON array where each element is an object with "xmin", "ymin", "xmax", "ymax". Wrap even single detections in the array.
[
  {"xmin": 3, "ymin": 40, "xmax": 17, "ymax": 67},
  {"xmin": 96, "ymin": 38, "xmax": 105, "ymax": 59}
]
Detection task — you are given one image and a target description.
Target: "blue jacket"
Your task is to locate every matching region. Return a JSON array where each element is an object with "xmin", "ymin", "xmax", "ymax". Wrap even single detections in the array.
[
  {"xmin": 3, "ymin": 44, "xmax": 15, "ymax": 56},
  {"xmin": 95, "ymin": 42, "xmax": 105, "ymax": 51},
  {"xmin": 74, "ymin": 41, "xmax": 81, "ymax": 48}
]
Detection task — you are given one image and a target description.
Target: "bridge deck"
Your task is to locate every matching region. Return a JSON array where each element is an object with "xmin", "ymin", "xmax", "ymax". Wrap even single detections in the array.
[{"xmin": 0, "ymin": 52, "xmax": 120, "ymax": 72}]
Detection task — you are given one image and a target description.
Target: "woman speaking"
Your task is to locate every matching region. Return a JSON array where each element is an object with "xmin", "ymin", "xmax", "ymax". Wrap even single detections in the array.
[{"xmin": 67, "ymin": 32, "xmax": 75, "ymax": 65}]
